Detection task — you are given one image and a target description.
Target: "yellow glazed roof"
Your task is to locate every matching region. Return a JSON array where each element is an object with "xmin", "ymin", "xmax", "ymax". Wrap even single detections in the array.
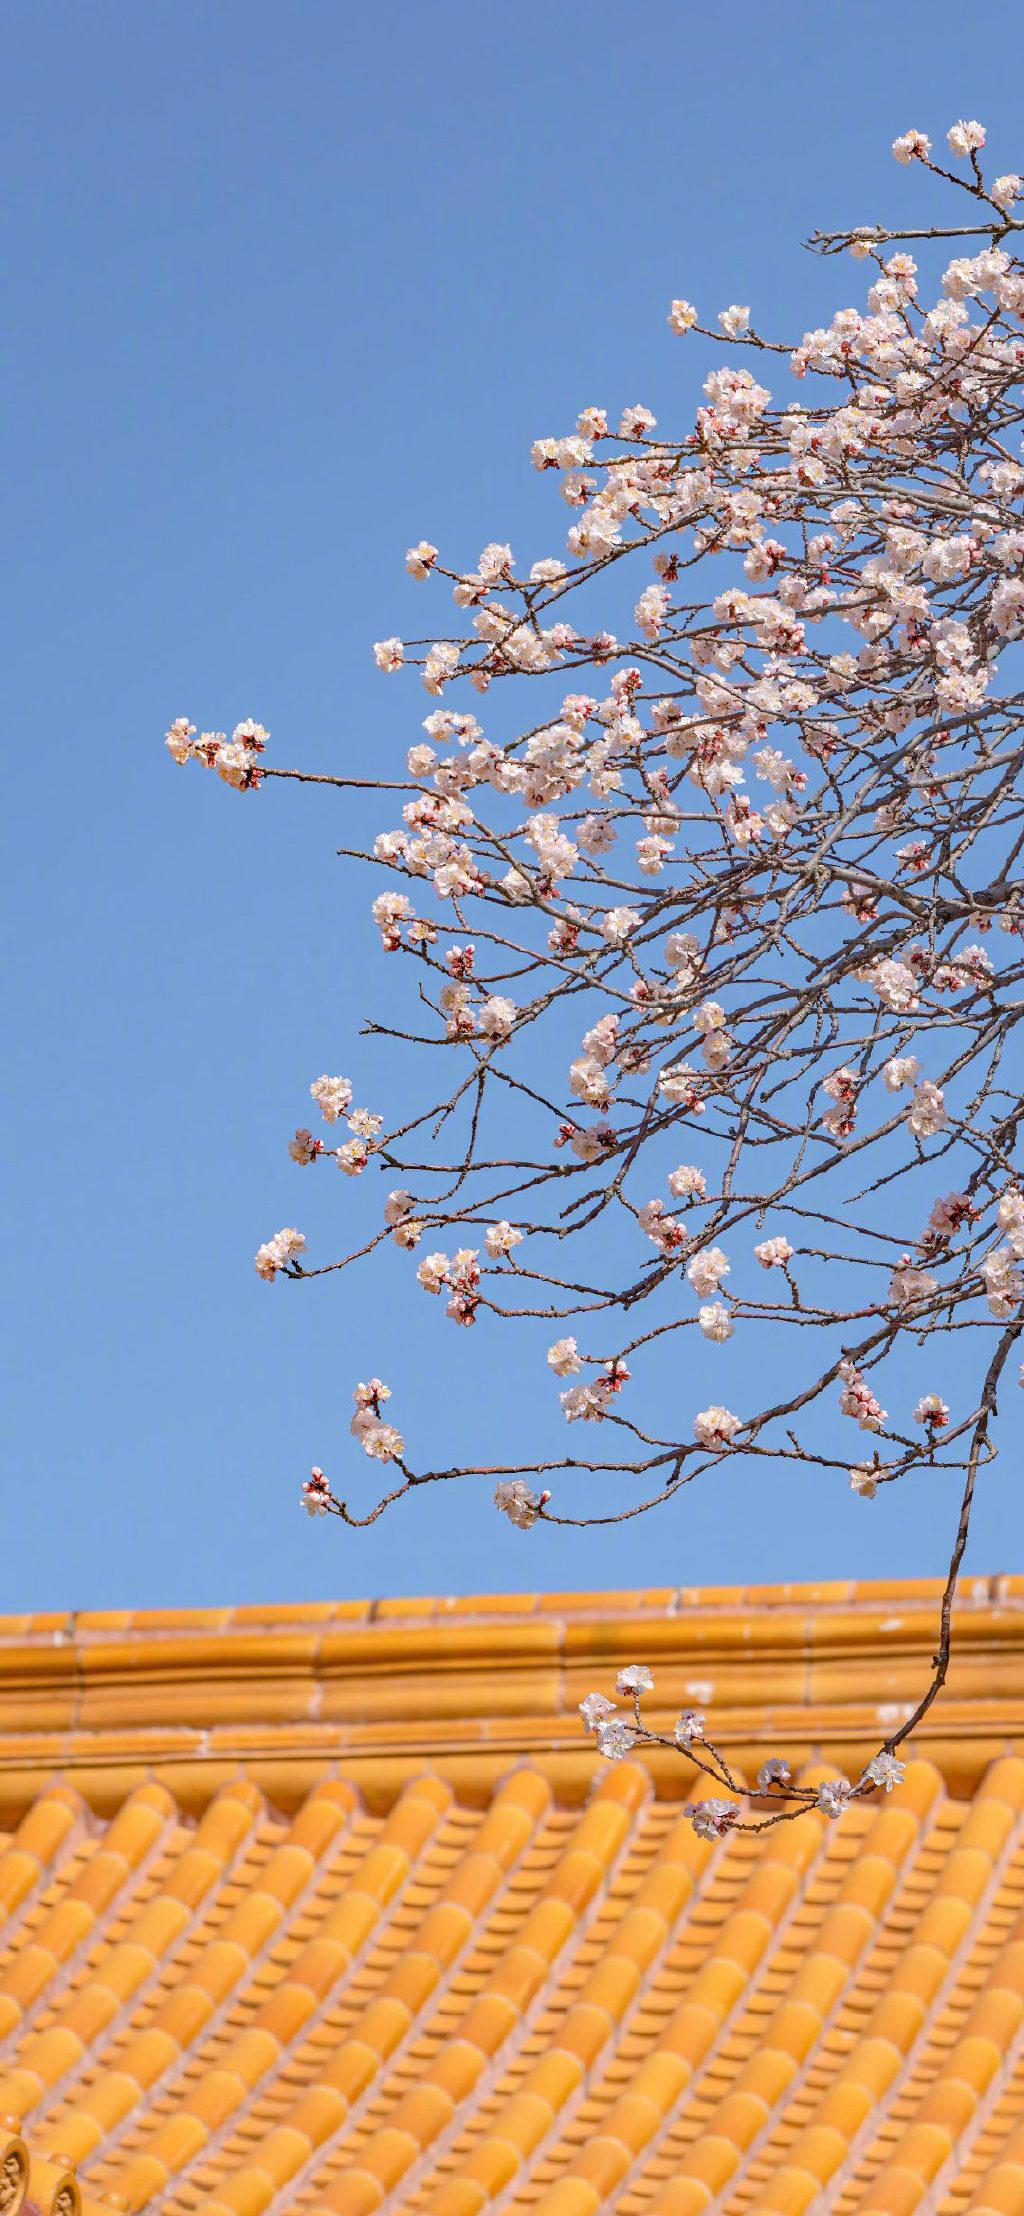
[{"xmin": 0, "ymin": 1577, "xmax": 1020, "ymax": 2216}]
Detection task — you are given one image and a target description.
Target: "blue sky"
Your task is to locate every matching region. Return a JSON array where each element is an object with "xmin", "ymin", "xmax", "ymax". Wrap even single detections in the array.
[{"xmin": 6, "ymin": 0, "xmax": 1022, "ymax": 1611}]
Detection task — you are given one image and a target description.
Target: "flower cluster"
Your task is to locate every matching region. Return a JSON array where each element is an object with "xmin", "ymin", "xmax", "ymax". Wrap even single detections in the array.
[
  {"xmin": 165, "ymin": 717, "xmax": 268, "ymax": 791},
  {"xmin": 349, "ymin": 1379, "xmax": 404, "ymax": 1463},
  {"xmin": 579, "ymin": 1663, "xmax": 907, "ymax": 1834},
  {"xmin": 254, "ymin": 1227, "xmax": 306, "ymax": 1281}
]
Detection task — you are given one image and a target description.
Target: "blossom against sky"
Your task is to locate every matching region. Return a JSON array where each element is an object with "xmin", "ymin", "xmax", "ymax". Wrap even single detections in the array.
[{"xmin": 6, "ymin": 0, "xmax": 1023, "ymax": 1608}]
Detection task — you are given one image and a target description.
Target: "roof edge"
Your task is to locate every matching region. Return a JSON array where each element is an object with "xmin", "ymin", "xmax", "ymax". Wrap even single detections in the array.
[{"xmin": 0, "ymin": 1576, "xmax": 1019, "ymax": 1819}]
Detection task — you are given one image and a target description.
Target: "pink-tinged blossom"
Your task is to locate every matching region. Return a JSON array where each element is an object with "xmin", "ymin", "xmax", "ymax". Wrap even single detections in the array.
[
  {"xmin": 479, "ymin": 996, "xmax": 516, "ymax": 1041},
  {"xmin": 868, "ymin": 959, "xmax": 920, "ymax": 1013},
  {"xmin": 914, "ymin": 1392, "xmax": 950, "ymax": 1429},
  {"xmin": 888, "ymin": 1257, "xmax": 938, "ymax": 1308},
  {"xmin": 372, "ymin": 891, "xmax": 414, "ymax": 949},
  {"xmin": 531, "ymin": 434, "xmax": 593, "ymax": 473},
  {"xmin": 602, "ymin": 906, "xmax": 641, "ymax": 945},
  {"xmin": 839, "ymin": 1361, "xmax": 886, "ymax": 1433},
  {"xmin": 255, "ymin": 1228, "xmax": 306, "ymax": 1281},
  {"xmin": 850, "ymin": 1465, "xmax": 879, "ymax": 1499},
  {"xmin": 658, "ymin": 1064, "xmax": 703, "ymax": 1111},
  {"xmin": 335, "ymin": 1139, "xmax": 368, "ymax": 1177},
  {"xmin": 639, "ymin": 1199, "xmax": 686, "ymax": 1257},
  {"xmin": 579, "ymin": 1691, "xmax": 616, "ymax": 1731},
  {"xmin": 373, "ymin": 637, "xmax": 404, "ymax": 671},
  {"xmin": 635, "ymin": 584, "xmax": 671, "ymax": 642},
  {"xmin": 232, "ymin": 718, "xmax": 268, "ymax": 753},
  {"xmin": 289, "ymin": 1128, "xmax": 322, "ymax": 1165},
  {"xmin": 445, "ymin": 1248, "xmax": 481, "ymax": 1326},
  {"xmin": 214, "ymin": 738, "xmax": 262, "ymax": 791},
  {"xmin": 892, "ymin": 129, "xmax": 932, "ymax": 163},
  {"xmin": 757, "ymin": 1757, "xmax": 793, "ymax": 1792},
  {"xmin": 619, "ymin": 405, "xmax": 656, "ymax": 440},
  {"xmin": 350, "ymin": 1379, "xmax": 404, "ymax": 1463},
  {"xmin": 997, "ymin": 1188, "xmax": 1024, "ymax": 1257},
  {"xmin": 667, "ymin": 298, "xmax": 698, "ymax": 334},
  {"xmin": 384, "ymin": 1190, "xmax": 416, "ymax": 1229},
  {"xmin": 754, "ymin": 1235, "xmax": 793, "ymax": 1269},
  {"xmin": 926, "ymin": 1192, "xmax": 972, "ymax": 1243},
  {"xmin": 674, "ymin": 1710, "xmax": 705, "ymax": 1750},
  {"xmin": 690, "ymin": 1798, "xmax": 739, "ymax": 1839},
  {"xmin": 718, "ymin": 304, "xmax": 750, "ymax": 338},
  {"xmin": 165, "ymin": 717, "xmax": 196, "ymax": 763},
  {"xmin": 981, "ymin": 1245, "xmax": 1023, "ymax": 1320},
  {"xmin": 616, "ymin": 1664, "xmax": 653, "ymax": 1695},
  {"xmin": 822, "ymin": 1066, "xmax": 858, "ymax": 1141},
  {"xmin": 817, "ymin": 1777, "xmax": 853, "ymax": 1820},
  {"xmin": 405, "ymin": 540, "xmax": 438, "ymax": 579},
  {"xmin": 301, "ymin": 1467, "xmax": 332, "ymax": 1518},
  {"xmin": 416, "ymin": 1251, "xmax": 450, "ymax": 1296}
]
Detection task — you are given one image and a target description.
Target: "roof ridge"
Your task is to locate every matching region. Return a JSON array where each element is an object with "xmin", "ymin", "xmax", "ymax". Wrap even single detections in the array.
[{"xmin": 3, "ymin": 1574, "xmax": 1018, "ymax": 1645}]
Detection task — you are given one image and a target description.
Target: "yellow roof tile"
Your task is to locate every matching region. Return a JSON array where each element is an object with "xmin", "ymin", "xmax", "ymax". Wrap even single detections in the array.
[{"xmin": 0, "ymin": 1579, "xmax": 1018, "ymax": 2216}]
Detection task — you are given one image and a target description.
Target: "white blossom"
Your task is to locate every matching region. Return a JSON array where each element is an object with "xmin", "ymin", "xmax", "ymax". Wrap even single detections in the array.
[
  {"xmin": 693, "ymin": 1405, "xmax": 741, "ymax": 1448},
  {"xmin": 596, "ymin": 1718, "xmax": 637, "ymax": 1761},
  {"xmin": 688, "ymin": 1246, "xmax": 729, "ymax": 1298},
  {"xmin": 718, "ymin": 304, "xmax": 750, "ymax": 338},
  {"xmin": 485, "ymin": 1220, "xmax": 523, "ymax": 1258},
  {"xmin": 310, "ymin": 1075, "xmax": 353, "ymax": 1124},
  {"xmin": 547, "ymin": 1337, "xmax": 581, "ymax": 1377},
  {"xmin": 850, "ymin": 1465, "xmax": 878, "ymax": 1499},
  {"xmin": 405, "ymin": 540, "xmax": 438, "ymax": 579},
  {"xmin": 690, "ymin": 1798, "xmax": 739, "ymax": 1839},
  {"xmin": 668, "ymin": 1165, "xmax": 706, "ymax": 1202},
  {"xmin": 907, "ymin": 1080, "xmax": 947, "ymax": 1139},
  {"xmin": 864, "ymin": 1751, "xmax": 906, "ymax": 1792},
  {"xmin": 416, "ymin": 1251, "xmax": 450, "ymax": 1295},
  {"xmin": 947, "ymin": 118, "xmax": 986, "ymax": 159},
  {"xmin": 494, "ymin": 1479, "xmax": 542, "ymax": 1530},
  {"xmin": 883, "ymin": 1055, "xmax": 920, "ymax": 1093}
]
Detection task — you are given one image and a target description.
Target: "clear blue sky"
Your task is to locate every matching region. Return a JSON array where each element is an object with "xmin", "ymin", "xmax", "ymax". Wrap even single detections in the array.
[{"xmin": 6, "ymin": 0, "xmax": 1022, "ymax": 1611}]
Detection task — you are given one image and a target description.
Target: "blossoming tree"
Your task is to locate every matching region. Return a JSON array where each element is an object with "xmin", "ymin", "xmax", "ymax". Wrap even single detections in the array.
[{"xmin": 167, "ymin": 119, "xmax": 1023, "ymax": 1836}]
